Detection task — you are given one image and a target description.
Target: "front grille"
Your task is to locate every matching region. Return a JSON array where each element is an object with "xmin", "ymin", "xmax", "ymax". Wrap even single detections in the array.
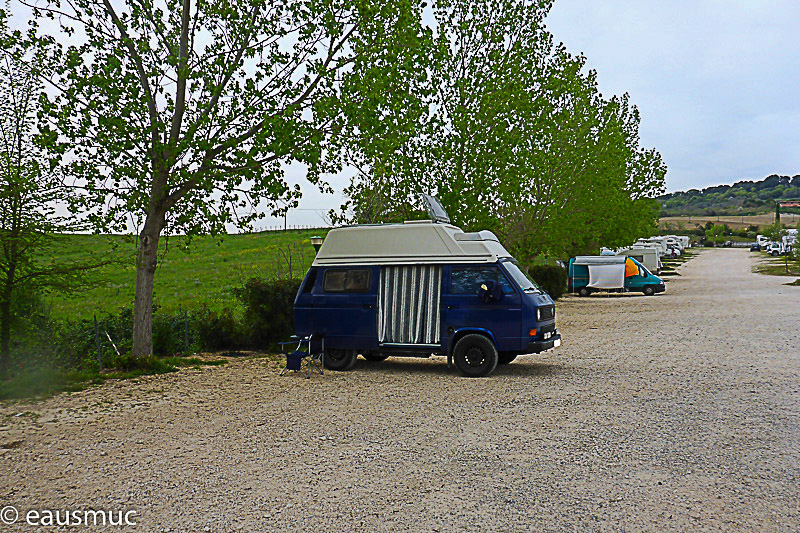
[
  {"xmin": 540, "ymin": 323, "xmax": 555, "ymax": 335},
  {"xmin": 538, "ymin": 305, "xmax": 555, "ymax": 321}
]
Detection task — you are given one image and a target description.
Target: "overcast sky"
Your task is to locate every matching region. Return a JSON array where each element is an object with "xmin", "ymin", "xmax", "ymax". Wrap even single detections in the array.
[{"xmin": 545, "ymin": 0, "xmax": 800, "ymax": 193}]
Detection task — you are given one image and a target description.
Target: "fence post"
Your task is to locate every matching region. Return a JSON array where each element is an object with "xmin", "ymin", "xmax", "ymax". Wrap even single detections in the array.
[
  {"xmin": 94, "ymin": 314, "xmax": 103, "ymax": 371},
  {"xmin": 184, "ymin": 311, "xmax": 189, "ymax": 351}
]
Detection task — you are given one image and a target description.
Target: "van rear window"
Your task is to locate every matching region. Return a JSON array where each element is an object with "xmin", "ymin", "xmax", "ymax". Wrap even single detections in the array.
[
  {"xmin": 301, "ymin": 268, "xmax": 318, "ymax": 293},
  {"xmin": 323, "ymin": 269, "xmax": 371, "ymax": 292}
]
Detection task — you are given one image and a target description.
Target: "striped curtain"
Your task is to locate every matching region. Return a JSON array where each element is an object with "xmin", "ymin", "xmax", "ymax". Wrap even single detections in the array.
[{"xmin": 378, "ymin": 265, "xmax": 442, "ymax": 344}]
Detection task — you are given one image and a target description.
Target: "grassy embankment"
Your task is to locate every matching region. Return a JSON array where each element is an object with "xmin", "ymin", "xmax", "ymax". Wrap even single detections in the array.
[
  {"xmin": 1, "ymin": 230, "xmax": 325, "ymax": 400},
  {"xmin": 658, "ymin": 248, "xmax": 698, "ymax": 277},
  {"xmin": 751, "ymin": 250, "xmax": 800, "ymax": 283},
  {"xmin": 44, "ymin": 229, "xmax": 328, "ymax": 320},
  {"xmin": 0, "ymin": 357, "xmax": 229, "ymax": 400}
]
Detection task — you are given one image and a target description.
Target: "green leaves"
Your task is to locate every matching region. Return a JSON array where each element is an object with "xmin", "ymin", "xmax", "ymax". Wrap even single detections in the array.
[
  {"xmin": 338, "ymin": 0, "xmax": 667, "ymax": 260},
  {"xmin": 26, "ymin": 0, "xmax": 409, "ymax": 236}
]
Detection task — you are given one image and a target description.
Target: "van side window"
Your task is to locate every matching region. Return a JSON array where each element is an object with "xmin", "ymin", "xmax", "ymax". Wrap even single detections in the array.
[
  {"xmin": 323, "ymin": 269, "xmax": 371, "ymax": 292},
  {"xmin": 451, "ymin": 266, "xmax": 512, "ymax": 294},
  {"xmin": 301, "ymin": 268, "xmax": 318, "ymax": 294}
]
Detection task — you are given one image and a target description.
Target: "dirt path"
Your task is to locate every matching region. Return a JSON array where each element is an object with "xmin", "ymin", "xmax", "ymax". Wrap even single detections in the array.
[{"xmin": 1, "ymin": 248, "xmax": 799, "ymax": 532}]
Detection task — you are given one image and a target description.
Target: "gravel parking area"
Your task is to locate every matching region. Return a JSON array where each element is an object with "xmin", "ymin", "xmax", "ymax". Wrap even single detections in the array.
[{"xmin": 1, "ymin": 248, "xmax": 799, "ymax": 531}]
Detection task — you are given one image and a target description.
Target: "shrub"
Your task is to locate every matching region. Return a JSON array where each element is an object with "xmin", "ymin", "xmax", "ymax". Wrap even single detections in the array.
[
  {"xmin": 191, "ymin": 306, "xmax": 243, "ymax": 351},
  {"xmin": 153, "ymin": 312, "xmax": 189, "ymax": 356},
  {"xmin": 233, "ymin": 277, "xmax": 302, "ymax": 349},
  {"xmin": 528, "ymin": 265, "xmax": 567, "ymax": 300}
]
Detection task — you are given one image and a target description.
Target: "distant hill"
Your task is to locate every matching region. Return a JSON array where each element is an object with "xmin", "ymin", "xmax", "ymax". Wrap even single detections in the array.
[{"xmin": 659, "ymin": 174, "xmax": 800, "ymax": 216}]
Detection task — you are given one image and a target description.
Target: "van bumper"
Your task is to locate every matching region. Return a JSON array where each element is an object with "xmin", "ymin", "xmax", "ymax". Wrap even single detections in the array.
[{"xmin": 524, "ymin": 333, "xmax": 562, "ymax": 354}]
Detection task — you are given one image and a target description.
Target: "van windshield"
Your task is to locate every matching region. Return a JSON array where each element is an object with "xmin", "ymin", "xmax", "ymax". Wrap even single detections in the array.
[{"xmin": 502, "ymin": 261, "xmax": 542, "ymax": 293}]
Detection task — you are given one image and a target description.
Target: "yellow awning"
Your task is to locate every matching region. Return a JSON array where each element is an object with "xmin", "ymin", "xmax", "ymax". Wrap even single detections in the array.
[{"xmin": 625, "ymin": 257, "xmax": 638, "ymax": 277}]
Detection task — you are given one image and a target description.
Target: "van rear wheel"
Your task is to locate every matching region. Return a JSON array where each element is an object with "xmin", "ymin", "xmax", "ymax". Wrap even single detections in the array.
[
  {"xmin": 578, "ymin": 287, "xmax": 591, "ymax": 297},
  {"xmin": 453, "ymin": 334, "xmax": 498, "ymax": 377},
  {"xmin": 324, "ymin": 349, "xmax": 357, "ymax": 370}
]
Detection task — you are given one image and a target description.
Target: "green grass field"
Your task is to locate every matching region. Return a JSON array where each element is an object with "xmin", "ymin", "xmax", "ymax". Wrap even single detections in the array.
[{"xmin": 44, "ymin": 229, "xmax": 328, "ymax": 320}]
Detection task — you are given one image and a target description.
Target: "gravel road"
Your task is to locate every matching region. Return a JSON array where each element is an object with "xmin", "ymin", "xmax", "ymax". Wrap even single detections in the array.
[{"xmin": 1, "ymin": 248, "xmax": 799, "ymax": 532}]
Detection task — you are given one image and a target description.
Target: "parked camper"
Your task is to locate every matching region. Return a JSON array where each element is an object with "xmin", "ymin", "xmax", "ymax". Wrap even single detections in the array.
[
  {"xmin": 783, "ymin": 229, "xmax": 797, "ymax": 254},
  {"xmin": 294, "ymin": 200, "xmax": 561, "ymax": 377},
  {"xmin": 636, "ymin": 238, "xmax": 667, "ymax": 256},
  {"xmin": 617, "ymin": 247, "xmax": 661, "ymax": 274},
  {"xmin": 568, "ymin": 256, "xmax": 665, "ymax": 296}
]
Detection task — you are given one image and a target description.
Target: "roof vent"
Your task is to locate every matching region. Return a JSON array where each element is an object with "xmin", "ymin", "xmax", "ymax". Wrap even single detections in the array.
[{"xmin": 421, "ymin": 194, "xmax": 451, "ymax": 224}]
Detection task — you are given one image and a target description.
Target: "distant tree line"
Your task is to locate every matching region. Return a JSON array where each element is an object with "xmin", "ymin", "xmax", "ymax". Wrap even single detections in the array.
[{"xmin": 659, "ymin": 174, "xmax": 800, "ymax": 217}]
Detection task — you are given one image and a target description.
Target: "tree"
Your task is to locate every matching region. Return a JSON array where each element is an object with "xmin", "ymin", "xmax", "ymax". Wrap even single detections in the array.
[
  {"xmin": 765, "ymin": 222, "xmax": 785, "ymax": 243},
  {"xmin": 705, "ymin": 224, "xmax": 725, "ymax": 246},
  {"xmin": 27, "ymin": 0, "xmax": 428, "ymax": 357},
  {"xmin": 0, "ymin": 13, "xmax": 106, "ymax": 377},
  {"xmin": 337, "ymin": 0, "xmax": 666, "ymax": 260}
]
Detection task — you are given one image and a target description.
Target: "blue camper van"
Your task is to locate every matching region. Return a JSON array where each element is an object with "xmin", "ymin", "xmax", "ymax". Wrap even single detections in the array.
[{"xmin": 294, "ymin": 200, "xmax": 561, "ymax": 377}]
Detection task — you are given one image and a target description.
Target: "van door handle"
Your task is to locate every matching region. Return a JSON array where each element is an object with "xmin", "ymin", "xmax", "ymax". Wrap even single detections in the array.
[
  {"xmin": 447, "ymin": 305, "xmax": 460, "ymax": 309},
  {"xmin": 362, "ymin": 304, "xmax": 374, "ymax": 309}
]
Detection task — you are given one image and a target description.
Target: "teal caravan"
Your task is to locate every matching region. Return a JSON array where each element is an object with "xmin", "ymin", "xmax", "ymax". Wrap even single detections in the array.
[{"xmin": 568, "ymin": 255, "xmax": 665, "ymax": 296}]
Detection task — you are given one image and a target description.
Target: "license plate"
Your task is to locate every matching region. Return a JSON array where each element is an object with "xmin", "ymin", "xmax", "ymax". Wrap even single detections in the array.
[{"xmin": 553, "ymin": 338, "xmax": 561, "ymax": 348}]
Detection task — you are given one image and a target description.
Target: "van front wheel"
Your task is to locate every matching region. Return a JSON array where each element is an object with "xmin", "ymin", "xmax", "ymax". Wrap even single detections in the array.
[
  {"xmin": 453, "ymin": 334, "xmax": 499, "ymax": 377},
  {"xmin": 643, "ymin": 286, "xmax": 655, "ymax": 296},
  {"xmin": 324, "ymin": 349, "xmax": 358, "ymax": 370}
]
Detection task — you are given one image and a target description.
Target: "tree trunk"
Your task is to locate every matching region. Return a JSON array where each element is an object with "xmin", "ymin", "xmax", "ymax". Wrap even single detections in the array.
[
  {"xmin": 0, "ymin": 268, "xmax": 15, "ymax": 379},
  {"xmin": 132, "ymin": 213, "xmax": 165, "ymax": 358},
  {"xmin": 0, "ymin": 296, "xmax": 11, "ymax": 379}
]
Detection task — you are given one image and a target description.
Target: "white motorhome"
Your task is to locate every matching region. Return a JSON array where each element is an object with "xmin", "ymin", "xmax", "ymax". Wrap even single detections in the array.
[
  {"xmin": 618, "ymin": 246, "xmax": 661, "ymax": 274},
  {"xmin": 636, "ymin": 238, "xmax": 668, "ymax": 256},
  {"xmin": 780, "ymin": 230, "xmax": 797, "ymax": 254},
  {"xmin": 665, "ymin": 236, "xmax": 682, "ymax": 250}
]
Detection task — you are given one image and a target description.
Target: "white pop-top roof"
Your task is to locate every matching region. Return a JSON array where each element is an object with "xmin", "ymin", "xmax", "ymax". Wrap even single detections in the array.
[
  {"xmin": 572, "ymin": 255, "xmax": 627, "ymax": 266},
  {"xmin": 312, "ymin": 221, "xmax": 513, "ymax": 266}
]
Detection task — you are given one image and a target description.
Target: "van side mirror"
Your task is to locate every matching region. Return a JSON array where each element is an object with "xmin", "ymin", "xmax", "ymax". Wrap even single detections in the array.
[{"xmin": 478, "ymin": 280, "xmax": 504, "ymax": 303}]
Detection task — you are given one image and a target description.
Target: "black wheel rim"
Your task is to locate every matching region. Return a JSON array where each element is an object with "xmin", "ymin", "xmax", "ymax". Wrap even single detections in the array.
[
  {"xmin": 327, "ymin": 349, "xmax": 346, "ymax": 363},
  {"xmin": 464, "ymin": 346, "xmax": 487, "ymax": 367}
]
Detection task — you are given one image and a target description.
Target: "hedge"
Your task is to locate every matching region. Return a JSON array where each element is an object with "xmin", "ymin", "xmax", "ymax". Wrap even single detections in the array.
[
  {"xmin": 528, "ymin": 265, "xmax": 567, "ymax": 300},
  {"xmin": 232, "ymin": 277, "xmax": 303, "ymax": 350}
]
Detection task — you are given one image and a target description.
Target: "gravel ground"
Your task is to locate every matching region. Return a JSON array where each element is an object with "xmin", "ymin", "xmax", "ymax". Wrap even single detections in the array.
[{"xmin": 1, "ymin": 248, "xmax": 799, "ymax": 532}]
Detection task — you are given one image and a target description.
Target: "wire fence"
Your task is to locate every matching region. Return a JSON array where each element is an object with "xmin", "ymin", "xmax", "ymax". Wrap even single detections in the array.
[{"xmin": 247, "ymin": 224, "xmax": 332, "ymax": 233}]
